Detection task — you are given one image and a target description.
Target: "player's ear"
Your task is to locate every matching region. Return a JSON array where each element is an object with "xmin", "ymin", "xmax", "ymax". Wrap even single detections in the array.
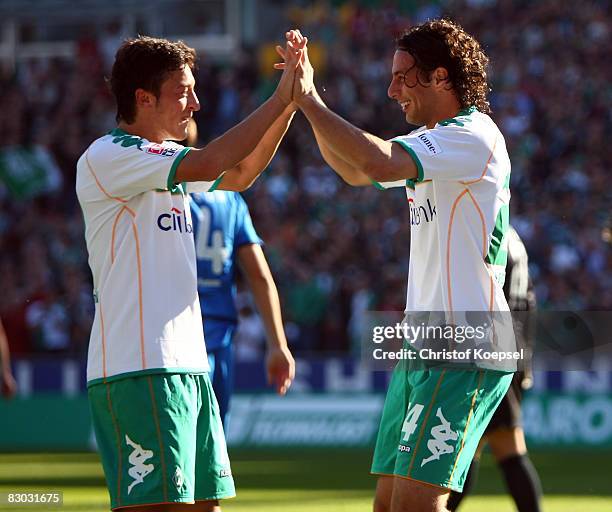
[
  {"xmin": 135, "ymin": 88, "xmax": 156, "ymax": 110},
  {"xmin": 432, "ymin": 67, "xmax": 450, "ymax": 89}
]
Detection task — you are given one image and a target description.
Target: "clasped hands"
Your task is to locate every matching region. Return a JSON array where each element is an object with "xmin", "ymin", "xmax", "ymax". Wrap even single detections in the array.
[{"xmin": 274, "ymin": 29, "xmax": 316, "ymax": 108}]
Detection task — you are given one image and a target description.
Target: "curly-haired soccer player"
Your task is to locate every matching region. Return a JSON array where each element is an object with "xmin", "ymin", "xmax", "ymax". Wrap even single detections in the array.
[{"xmin": 279, "ymin": 20, "xmax": 515, "ymax": 512}]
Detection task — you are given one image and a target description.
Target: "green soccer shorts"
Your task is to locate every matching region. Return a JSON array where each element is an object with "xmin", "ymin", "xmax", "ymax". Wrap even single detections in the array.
[
  {"xmin": 371, "ymin": 361, "xmax": 512, "ymax": 492},
  {"xmin": 88, "ymin": 373, "xmax": 235, "ymax": 510}
]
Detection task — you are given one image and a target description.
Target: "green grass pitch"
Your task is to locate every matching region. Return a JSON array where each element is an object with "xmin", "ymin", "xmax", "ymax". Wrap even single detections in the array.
[{"xmin": 0, "ymin": 449, "xmax": 610, "ymax": 511}]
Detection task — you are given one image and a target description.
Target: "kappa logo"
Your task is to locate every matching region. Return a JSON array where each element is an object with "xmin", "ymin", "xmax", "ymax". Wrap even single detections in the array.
[
  {"xmin": 125, "ymin": 435, "xmax": 155, "ymax": 494},
  {"xmin": 415, "ymin": 132, "xmax": 443, "ymax": 155},
  {"xmin": 420, "ymin": 408, "xmax": 459, "ymax": 467},
  {"xmin": 219, "ymin": 468, "xmax": 232, "ymax": 478},
  {"xmin": 173, "ymin": 466, "xmax": 184, "ymax": 490}
]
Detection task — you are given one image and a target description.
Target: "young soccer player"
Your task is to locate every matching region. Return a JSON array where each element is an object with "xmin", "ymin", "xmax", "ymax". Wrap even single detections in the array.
[
  {"xmin": 76, "ymin": 35, "xmax": 300, "ymax": 511},
  {"xmin": 281, "ymin": 21, "xmax": 514, "ymax": 512}
]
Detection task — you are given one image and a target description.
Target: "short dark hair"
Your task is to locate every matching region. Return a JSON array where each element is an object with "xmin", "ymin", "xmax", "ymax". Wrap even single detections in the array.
[
  {"xmin": 110, "ymin": 35, "xmax": 196, "ymax": 123},
  {"xmin": 396, "ymin": 19, "xmax": 491, "ymax": 114}
]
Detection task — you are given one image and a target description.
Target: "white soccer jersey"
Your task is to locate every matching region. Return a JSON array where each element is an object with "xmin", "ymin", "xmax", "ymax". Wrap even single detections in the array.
[
  {"xmin": 76, "ymin": 129, "xmax": 223, "ymax": 384},
  {"xmin": 375, "ymin": 107, "xmax": 511, "ymax": 313}
]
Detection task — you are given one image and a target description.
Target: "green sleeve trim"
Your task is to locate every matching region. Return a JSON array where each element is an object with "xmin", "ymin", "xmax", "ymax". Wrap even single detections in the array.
[
  {"xmin": 167, "ymin": 147, "xmax": 191, "ymax": 192},
  {"xmin": 370, "ymin": 178, "xmax": 385, "ymax": 190},
  {"xmin": 392, "ymin": 139, "xmax": 425, "ymax": 182},
  {"xmin": 87, "ymin": 367, "xmax": 208, "ymax": 387},
  {"xmin": 208, "ymin": 171, "xmax": 226, "ymax": 192}
]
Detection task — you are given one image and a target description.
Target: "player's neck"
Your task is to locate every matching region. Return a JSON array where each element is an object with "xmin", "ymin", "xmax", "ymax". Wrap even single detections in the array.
[
  {"xmin": 424, "ymin": 96, "xmax": 462, "ymax": 129},
  {"xmin": 117, "ymin": 119, "xmax": 166, "ymax": 143}
]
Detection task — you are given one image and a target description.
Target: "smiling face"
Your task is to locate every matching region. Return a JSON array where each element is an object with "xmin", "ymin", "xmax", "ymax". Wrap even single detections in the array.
[
  {"xmin": 153, "ymin": 66, "xmax": 200, "ymax": 141},
  {"xmin": 133, "ymin": 65, "xmax": 200, "ymax": 142},
  {"xmin": 387, "ymin": 50, "xmax": 439, "ymax": 127}
]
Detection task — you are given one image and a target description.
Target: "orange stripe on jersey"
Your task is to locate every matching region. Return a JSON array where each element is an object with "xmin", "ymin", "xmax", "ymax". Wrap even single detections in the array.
[
  {"xmin": 446, "ymin": 189, "xmax": 469, "ymax": 315},
  {"xmin": 448, "ymin": 371, "xmax": 484, "ymax": 485},
  {"xmin": 465, "ymin": 188, "xmax": 496, "ymax": 313},
  {"xmin": 85, "ymin": 151, "xmax": 128, "ymax": 203},
  {"xmin": 85, "ymin": 147, "xmax": 148, "ymax": 372},
  {"xmin": 107, "ymin": 206, "xmax": 146, "ymax": 369},
  {"xmin": 449, "ymin": 169, "xmax": 494, "ymax": 315},
  {"xmin": 111, "ymin": 206, "xmax": 134, "ymax": 264},
  {"xmin": 465, "ymin": 189, "xmax": 487, "ymax": 259},
  {"xmin": 460, "ymin": 135, "xmax": 497, "ymax": 185},
  {"xmin": 87, "ymin": 144, "xmax": 134, "ymax": 380}
]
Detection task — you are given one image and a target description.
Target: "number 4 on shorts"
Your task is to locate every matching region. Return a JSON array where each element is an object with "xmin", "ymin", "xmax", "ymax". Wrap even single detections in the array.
[{"xmin": 401, "ymin": 403, "xmax": 424, "ymax": 441}]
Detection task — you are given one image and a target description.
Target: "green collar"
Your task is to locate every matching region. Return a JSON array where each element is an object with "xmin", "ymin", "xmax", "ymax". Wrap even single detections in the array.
[
  {"xmin": 458, "ymin": 106, "xmax": 477, "ymax": 116},
  {"xmin": 109, "ymin": 127, "xmax": 128, "ymax": 136},
  {"xmin": 438, "ymin": 106, "xmax": 477, "ymax": 127}
]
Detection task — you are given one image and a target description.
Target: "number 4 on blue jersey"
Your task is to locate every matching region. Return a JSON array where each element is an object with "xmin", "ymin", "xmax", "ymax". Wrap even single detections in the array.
[{"xmin": 189, "ymin": 190, "xmax": 262, "ymax": 347}]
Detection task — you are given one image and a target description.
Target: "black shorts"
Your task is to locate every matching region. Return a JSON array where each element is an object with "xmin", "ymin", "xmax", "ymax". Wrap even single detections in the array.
[{"xmin": 485, "ymin": 372, "xmax": 525, "ymax": 432}]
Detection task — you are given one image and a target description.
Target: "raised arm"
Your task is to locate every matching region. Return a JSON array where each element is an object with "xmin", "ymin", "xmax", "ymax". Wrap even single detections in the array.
[
  {"xmin": 174, "ymin": 39, "xmax": 302, "ymax": 190},
  {"xmin": 299, "ymin": 95, "xmax": 417, "ymax": 182},
  {"xmin": 217, "ymin": 103, "xmax": 297, "ymax": 191},
  {"xmin": 309, "ymin": 91, "xmax": 371, "ymax": 186},
  {"xmin": 288, "ymin": 32, "xmax": 417, "ymax": 183}
]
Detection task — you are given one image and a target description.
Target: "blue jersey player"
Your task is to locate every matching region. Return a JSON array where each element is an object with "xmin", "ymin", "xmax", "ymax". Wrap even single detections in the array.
[{"xmin": 190, "ymin": 191, "xmax": 294, "ymax": 426}]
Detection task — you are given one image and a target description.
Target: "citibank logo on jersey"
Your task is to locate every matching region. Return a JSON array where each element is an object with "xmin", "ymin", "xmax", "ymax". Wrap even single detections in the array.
[
  {"xmin": 408, "ymin": 198, "xmax": 437, "ymax": 226},
  {"xmin": 157, "ymin": 207, "xmax": 193, "ymax": 233}
]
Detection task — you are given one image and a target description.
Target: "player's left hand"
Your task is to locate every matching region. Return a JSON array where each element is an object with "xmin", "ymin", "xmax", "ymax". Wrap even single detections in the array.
[
  {"xmin": 287, "ymin": 30, "xmax": 314, "ymax": 102},
  {"xmin": 274, "ymin": 30, "xmax": 313, "ymax": 103},
  {"xmin": 273, "ymin": 35, "xmax": 302, "ymax": 107},
  {"xmin": 266, "ymin": 346, "xmax": 295, "ymax": 396}
]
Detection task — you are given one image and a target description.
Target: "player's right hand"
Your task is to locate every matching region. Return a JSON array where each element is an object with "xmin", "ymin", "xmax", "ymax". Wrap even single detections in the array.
[
  {"xmin": 286, "ymin": 30, "xmax": 314, "ymax": 102},
  {"xmin": 273, "ymin": 35, "xmax": 302, "ymax": 106},
  {"xmin": 266, "ymin": 346, "xmax": 295, "ymax": 396},
  {"xmin": 274, "ymin": 30, "xmax": 314, "ymax": 102}
]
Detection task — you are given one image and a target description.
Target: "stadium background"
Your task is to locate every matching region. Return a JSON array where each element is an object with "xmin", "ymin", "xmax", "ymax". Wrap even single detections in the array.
[{"xmin": 0, "ymin": 0, "xmax": 610, "ymax": 510}]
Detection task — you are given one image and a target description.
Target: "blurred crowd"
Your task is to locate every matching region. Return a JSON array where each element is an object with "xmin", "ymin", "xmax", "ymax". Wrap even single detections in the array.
[{"xmin": 0, "ymin": 0, "xmax": 610, "ymax": 358}]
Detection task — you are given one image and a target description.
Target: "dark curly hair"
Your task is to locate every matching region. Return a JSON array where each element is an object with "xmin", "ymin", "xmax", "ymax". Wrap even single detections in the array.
[
  {"xmin": 396, "ymin": 19, "xmax": 491, "ymax": 114},
  {"xmin": 110, "ymin": 36, "xmax": 196, "ymax": 123}
]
